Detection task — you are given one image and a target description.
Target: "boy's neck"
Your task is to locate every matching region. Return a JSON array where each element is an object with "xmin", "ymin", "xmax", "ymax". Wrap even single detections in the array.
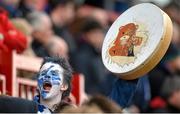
[{"xmin": 40, "ymin": 92, "xmax": 62, "ymax": 111}]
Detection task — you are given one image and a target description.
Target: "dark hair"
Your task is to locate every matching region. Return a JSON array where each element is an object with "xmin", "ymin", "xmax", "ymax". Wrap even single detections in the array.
[
  {"xmin": 84, "ymin": 95, "xmax": 122, "ymax": 113},
  {"xmin": 49, "ymin": 0, "xmax": 75, "ymax": 11},
  {"xmin": 160, "ymin": 44, "xmax": 179, "ymax": 64},
  {"xmin": 81, "ymin": 18, "xmax": 103, "ymax": 33},
  {"xmin": 164, "ymin": 1, "xmax": 180, "ymax": 9},
  {"xmin": 40, "ymin": 56, "xmax": 73, "ymax": 98},
  {"xmin": 161, "ymin": 76, "xmax": 180, "ymax": 99},
  {"xmin": 60, "ymin": 95, "xmax": 122, "ymax": 113}
]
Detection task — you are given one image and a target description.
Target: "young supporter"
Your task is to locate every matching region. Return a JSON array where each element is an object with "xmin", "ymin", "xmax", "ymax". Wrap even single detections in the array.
[{"xmin": 34, "ymin": 57, "xmax": 74, "ymax": 113}]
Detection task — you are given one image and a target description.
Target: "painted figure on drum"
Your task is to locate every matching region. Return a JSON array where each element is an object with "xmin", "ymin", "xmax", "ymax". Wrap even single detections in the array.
[
  {"xmin": 109, "ymin": 23, "xmax": 142, "ymax": 57},
  {"xmin": 107, "ymin": 23, "xmax": 148, "ymax": 65}
]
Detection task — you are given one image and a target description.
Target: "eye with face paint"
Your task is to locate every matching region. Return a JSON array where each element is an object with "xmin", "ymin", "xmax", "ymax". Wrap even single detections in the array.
[{"xmin": 38, "ymin": 62, "xmax": 64, "ymax": 99}]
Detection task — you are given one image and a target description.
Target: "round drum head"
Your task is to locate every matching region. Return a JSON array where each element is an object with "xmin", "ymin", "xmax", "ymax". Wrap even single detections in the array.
[{"xmin": 102, "ymin": 3, "xmax": 172, "ymax": 80}]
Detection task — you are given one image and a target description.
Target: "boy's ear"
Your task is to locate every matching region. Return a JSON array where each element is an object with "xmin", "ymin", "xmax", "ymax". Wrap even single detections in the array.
[{"xmin": 60, "ymin": 84, "xmax": 68, "ymax": 91}]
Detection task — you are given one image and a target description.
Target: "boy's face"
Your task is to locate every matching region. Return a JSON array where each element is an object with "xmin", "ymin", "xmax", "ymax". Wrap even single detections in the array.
[{"xmin": 37, "ymin": 62, "xmax": 65, "ymax": 99}]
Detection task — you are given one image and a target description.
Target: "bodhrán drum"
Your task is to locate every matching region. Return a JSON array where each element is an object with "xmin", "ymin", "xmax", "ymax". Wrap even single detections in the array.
[{"xmin": 102, "ymin": 3, "xmax": 173, "ymax": 80}]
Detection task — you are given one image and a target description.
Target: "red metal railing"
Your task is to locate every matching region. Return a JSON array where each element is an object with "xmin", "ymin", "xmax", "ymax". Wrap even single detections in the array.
[{"xmin": 17, "ymin": 77, "xmax": 37, "ymax": 100}]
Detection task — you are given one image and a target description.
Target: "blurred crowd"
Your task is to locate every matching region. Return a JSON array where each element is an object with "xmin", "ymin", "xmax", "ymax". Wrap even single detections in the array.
[{"xmin": 0, "ymin": 0, "xmax": 180, "ymax": 113}]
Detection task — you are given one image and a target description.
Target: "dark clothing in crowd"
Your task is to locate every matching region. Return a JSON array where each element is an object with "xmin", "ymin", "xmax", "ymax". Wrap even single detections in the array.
[
  {"xmin": 110, "ymin": 77, "xmax": 151, "ymax": 111},
  {"xmin": 160, "ymin": 104, "xmax": 180, "ymax": 113},
  {"xmin": 149, "ymin": 65, "xmax": 169, "ymax": 99},
  {"xmin": 130, "ymin": 75, "xmax": 151, "ymax": 112},
  {"xmin": 31, "ymin": 39, "xmax": 49, "ymax": 57},
  {"xmin": 147, "ymin": 44, "xmax": 180, "ymax": 113},
  {"xmin": 0, "ymin": 95, "xmax": 38, "ymax": 113},
  {"xmin": 72, "ymin": 43, "xmax": 116, "ymax": 96},
  {"xmin": 109, "ymin": 78, "xmax": 139, "ymax": 108},
  {"xmin": 150, "ymin": 103, "xmax": 180, "ymax": 113},
  {"xmin": 149, "ymin": 44, "xmax": 179, "ymax": 99},
  {"xmin": 53, "ymin": 25, "xmax": 77, "ymax": 54},
  {"xmin": 17, "ymin": 2, "xmax": 32, "ymax": 18},
  {"xmin": 0, "ymin": 2, "xmax": 22, "ymax": 18}
]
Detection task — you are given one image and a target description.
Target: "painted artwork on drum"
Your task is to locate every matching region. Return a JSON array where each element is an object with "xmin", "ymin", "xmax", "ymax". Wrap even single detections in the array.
[{"xmin": 106, "ymin": 22, "xmax": 148, "ymax": 66}]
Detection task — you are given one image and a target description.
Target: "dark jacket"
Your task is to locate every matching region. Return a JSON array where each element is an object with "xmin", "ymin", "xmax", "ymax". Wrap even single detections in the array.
[
  {"xmin": 53, "ymin": 25, "xmax": 77, "ymax": 54},
  {"xmin": 31, "ymin": 39, "xmax": 50, "ymax": 57},
  {"xmin": 109, "ymin": 78, "xmax": 139, "ymax": 108},
  {"xmin": 0, "ymin": 95, "xmax": 38, "ymax": 113}
]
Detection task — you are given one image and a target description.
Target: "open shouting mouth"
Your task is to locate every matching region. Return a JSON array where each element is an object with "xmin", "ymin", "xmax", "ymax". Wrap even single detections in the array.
[{"xmin": 43, "ymin": 81, "xmax": 52, "ymax": 92}]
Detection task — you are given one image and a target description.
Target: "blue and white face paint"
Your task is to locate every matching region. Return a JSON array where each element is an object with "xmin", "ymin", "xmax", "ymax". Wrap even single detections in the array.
[{"xmin": 38, "ymin": 62, "xmax": 64, "ymax": 99}]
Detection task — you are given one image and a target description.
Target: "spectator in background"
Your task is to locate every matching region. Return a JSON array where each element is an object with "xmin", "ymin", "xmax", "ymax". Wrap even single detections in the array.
[
  {"xmin": 18, "ymin": 0, "xmax": 48, "ymax": 18},
  {"xmin": 172, "ymin": 22, "xmax": 180, "ymax": 50},
  {"xmin": 71, "ymin": 18, "xmax": 117, "ymax": 96},
  {"xmin": 77, "ymin": 6, "xmax": 109, "ymax": 28},
  {"xmin": 88, "ymin": 8, "xmax": 109, "ymax": 29},
  {"xmin": 149, "ymin": 44, "xmax": 180, "ymax": 99},
  {"xmin": 47, "ymin": 35, "xmax": 69, "ymax": 59},
  {"xmin": 48, "ymin": 0, "xmax": 77, "ymax": 55},
  {"xmin": 151, "ymin": 76, "xmax": 180, "ymax": 112},
  {"xmin": 61, "ymin": 95, "xmax": 122, "ymax": 113},
  {"xmin": 11, "ymin": 18, "xmax": 37, "ymax": 79},
  {"xmin": 148, "ymin": 44, "xmax": 180, "ymax": 112},
  {"xmin": 164, "ymin": 1, "xmax": 180, "ymax": 25},
  {"xmin": 11, "ymin": 18, "xmax": 35, "ymax": 56},
  {"xmin": 164, "ymin": 1, "xmax": 180, "ymax": 51},
  {"xmin": 27, "ymin": 11, "xmax": 53, "ymax": 57},
  {"xmin": 84, "ymin": 0, "xmax": 104, "ymax": 8},
  {"xmin": 0, "ymin": 0, "xmax": 22, "ymax": 18}
]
